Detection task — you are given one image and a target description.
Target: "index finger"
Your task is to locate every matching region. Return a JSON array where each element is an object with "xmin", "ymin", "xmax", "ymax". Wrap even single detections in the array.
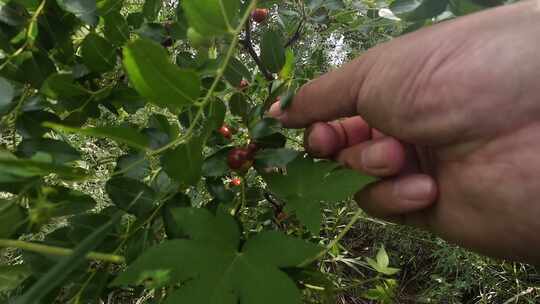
[{"xmin": 269, "ymin": 56, "xmax": 372, "ymax": 128}]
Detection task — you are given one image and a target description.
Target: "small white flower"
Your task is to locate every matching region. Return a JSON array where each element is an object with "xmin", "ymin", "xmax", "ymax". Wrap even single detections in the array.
[{"xmin": 379, "ymin": 8, "xmax": 401, "ymax": 21}]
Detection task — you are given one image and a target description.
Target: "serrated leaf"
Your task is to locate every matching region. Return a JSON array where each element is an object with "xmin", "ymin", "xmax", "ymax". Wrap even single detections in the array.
[
  {"xmin": 123, "ymin": 38, "xmax": 201, "ymax": 110},
  {"xmin": 80, "ymin": 33, "xmax": 116, "ymax": 73},
  {"xmin": 182, "ymin": 0, "xmax": 239, "ymax": 36},
  {"xmin": 44, "ymin": 123, "xmax": 149, "ymax": 150},
  {"xmin": 112, "ymin": 208, "xmax": 319, "ymax": 304},
  {"xmin": 263, "ymin": 156, "xmax": 376, "ymax": 234},
  {"xmin": 261, "ymin": 29, "xmax": 286, "ymax": 73},
  {"xmin": 161, "ymin": 137, "xmax": 203, "ymax": 187}
]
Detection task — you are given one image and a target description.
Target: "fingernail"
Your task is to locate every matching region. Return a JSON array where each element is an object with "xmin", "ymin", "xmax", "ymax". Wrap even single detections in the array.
[
  {"xmin": 268, "ymin": 102, "xmax": 283, "ymax": 119},
  {"xmin": 304, "ymin": 123, "xmax": 336, "ymax": 157},
  {"xmin": 361, "ymin": 142, "xmax": 387, "ymax": 170},
  {"xmin": 395, "ymin": 176, "xmax": 434, "ymax": 201}
]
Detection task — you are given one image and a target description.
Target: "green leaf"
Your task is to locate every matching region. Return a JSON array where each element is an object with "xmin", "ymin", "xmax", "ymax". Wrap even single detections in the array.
[
  {"xmin": 96, "ymin": 0, "xmax": 122, "ymax": 16},
  {"xmin": 279, "ymin": 89, "xmax": 295, "ymax": 110},
  {"xmin": 41, "ymin": 73, "xmax": 89, "ymax": 101},
  {"xmin": 44, "ymin": 123, "xmax": 149, "ymax": 150},
  {"xmin": 254, "ymin": 148, "xmax": 299, "ymax": 168},
  {"xmin": 263, "ymin": 156, "xmax": 376, "ymax": 234},
  {"xmin": 205, "ymin": 177, "xmax": 235, "ymax": 203},
  {"xmin": 103, "ymin": 11, "xmax": 129, "ymax": 46},
  {"xmin": 142, "ymin": 0, "xmax": 161, "ymax": 21},
  {"xmin": 16, "ymin": 138, "xmax": 81, "ymax": 164},
  {"xmin": 223, "ymin": 57, "xmax": 251, "ymax": 87},
  {"xmin": 167, "ymin": 208, "xmax": 240, "ymax": 247},
  {"xmin": 202, "ymin": 147, "xmax": 232, "ymax": 177},
  {"xmin": 376, "ymin": 245, "xmax": 389, "ymax": 269},
  {"xmin": 0, "ymin": 2, "xmax": 28, "ymax": 27},
  {"xmin": 19, "ymin": 52, "xmax": 56, "ymax": 89},
  {"xmin": 249, "ymin": 117, "xmax": 281, "ymax": 139},
  {"xmin": 0, "ymin": 76, "xmax": 15, "ymax": 114},
  {"xmin": 449, "ymin": 0, "xmax": 496, "ymax": 16},
  {"xmin": 161, "ymin": 137, "xmax": 203, "ymax": 188},
  {"xmin": 261, "ymin": 29, "xmax": 286, "ymax": 73},
  {"xmin": 279, "ymin": 48, "xmax": 295, "ymax": 80},
  {"xmin": 0, "ymin": 150, "xmax": 87, "ymax": 182},
  {"xmin": 115, "ymin": 152, "xmax": 150, "ymax": 180},
  {"xmin": 13, "ymin": 211, "xmax": 122, "ymax": 304},
  {"xmin": 390, "ymin": 0, "xmax": 449, "ymax": 21},
  {"xmin": 15, "ymin": 110, "xmax": 60, "ymax": 138},
  {"xmin": 182, "ymin": 0, "xmax": 239, "ymax": 37},
  {"xmin": 0, "ymin": 265, "xmax": 32, "ymax": 293},
  {"xmin": 80, "ymin": 33, "xmax": 116, "ymax": 73},
  {"xmin": 56, "ymin": 0, "xmax": 98, "ymax": 26},
  {"xmin": 242, "ymin": 231, "xmax": 320, "ymax": 267},
  {"xmin": 106, "ymin": 177, "xmax": 156, "ymax": 217},
  {"xmin": 0, "ymin": 199, "xmax": 27, "ymax": 238},
  {"xmin": 112, "ymin": 208, "xmax": 319, "ymax": 304},
  {"xmin": 32, "ymin": 186, "xmax": 97, "ymax": 218},
  {"xmin": 123, "ymin": 38, "xmax": 201, "ymax": 110},
  {"xmin": 228, "ymin": 93, "xmax": 249, "ymax": 119},
  {"xmin": 108, "ymin": 86, "xmax": 146, "ymax": 113},
  {"xmin": 135, "ymin": 22, "xmax": 166, "ymax": 42}
]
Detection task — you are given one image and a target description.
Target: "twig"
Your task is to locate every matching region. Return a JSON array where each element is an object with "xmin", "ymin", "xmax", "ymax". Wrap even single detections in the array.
[
  {"xmin": 284, "ymin": 20, "xmax": 304, "ymax": 48},
  {"xmin": 241, "ymin": 21, "xmax": 274, "ymax": 81},
  {"xmin": 0, "ymin": 238, "xmax": 125, "ymax": 264}
]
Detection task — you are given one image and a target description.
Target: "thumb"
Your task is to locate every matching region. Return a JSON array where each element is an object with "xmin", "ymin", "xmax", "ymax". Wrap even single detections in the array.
[{"xmin": 269, "ymin": 9, "xmax": 488, "ymax": 144}]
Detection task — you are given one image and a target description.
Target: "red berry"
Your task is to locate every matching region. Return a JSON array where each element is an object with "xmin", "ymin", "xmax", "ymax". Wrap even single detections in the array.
[
  {"xmin": 252, "ymin": 8, "xmax": 269, "ymax": 23},
  {"xmin": 161, "ymin": 37, "xmax": 173, "ymax": 48},
  {"xmin": 246, "ymin": 143, "xmax": 258, "ymax": 158},
  {"xmin": 227, "ymin": 148, "xmax": 252, "ymax": 171},
  {"xmin": 218, "ymin": 125, "xmax": 232, "ymax": 139},
  {"xmin": 230, "ymin": 177, "xmax": 242, "ymax": 187},
  {"xmin": 277, "ymin": 212, "xmax": 288, "ymax": 222},
  {"xmin": 239, "ymin": 79, "xmax": 249, "ymax": 90}
]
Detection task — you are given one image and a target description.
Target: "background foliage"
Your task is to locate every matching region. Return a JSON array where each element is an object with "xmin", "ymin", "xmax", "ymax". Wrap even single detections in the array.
[{"xmin": 0, "ymin": 0, "xmax": 538, "ymax": 303}]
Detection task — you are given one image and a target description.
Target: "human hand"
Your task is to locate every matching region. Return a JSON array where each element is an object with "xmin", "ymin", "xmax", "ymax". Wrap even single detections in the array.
[{"xmin": 270, "ymin": 0, "xmax": 540, "ymax": 264}]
